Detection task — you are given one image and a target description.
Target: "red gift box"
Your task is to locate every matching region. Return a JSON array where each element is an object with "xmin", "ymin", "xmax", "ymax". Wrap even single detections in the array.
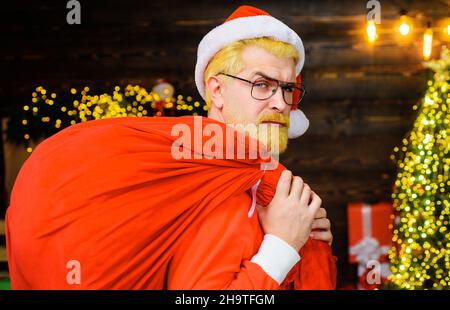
[
  {"xmin": 347, "ymin": 201, "xmax": 393, "ymax": 264},
  {"xmin": 347, "ymin": 201, "xmax": 394, "ymax": 289}
]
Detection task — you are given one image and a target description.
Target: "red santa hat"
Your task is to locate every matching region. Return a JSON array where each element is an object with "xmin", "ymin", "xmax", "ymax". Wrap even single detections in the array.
[{"xmin": 195, "ymin": 5, "xmax": 309, "ymax": 138}]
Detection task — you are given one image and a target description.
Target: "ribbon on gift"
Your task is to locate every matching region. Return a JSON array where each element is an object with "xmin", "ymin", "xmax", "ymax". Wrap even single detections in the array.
[{"xmin": 349, "ymin": 204, "xmax": 390, "ymax": 266}]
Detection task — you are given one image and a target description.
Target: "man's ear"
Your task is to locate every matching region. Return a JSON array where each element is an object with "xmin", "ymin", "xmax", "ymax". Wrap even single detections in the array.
[{"xmin": 205, "ymin": 76, "xmax": 225, "ymax": 110}]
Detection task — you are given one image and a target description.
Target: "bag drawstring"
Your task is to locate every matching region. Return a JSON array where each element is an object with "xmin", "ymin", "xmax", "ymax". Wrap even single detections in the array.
[{"xmin": 248, "ymin": 167, "xmax": 266, "ymax": 218}]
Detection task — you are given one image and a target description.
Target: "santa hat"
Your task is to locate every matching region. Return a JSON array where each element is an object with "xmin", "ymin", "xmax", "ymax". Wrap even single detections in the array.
[{"xmin": 195, "ymin": 5, "xmax": 309, "ymax": 139}]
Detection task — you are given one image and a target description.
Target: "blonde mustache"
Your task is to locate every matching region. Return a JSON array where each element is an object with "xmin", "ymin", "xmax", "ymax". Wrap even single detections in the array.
[{"xmin": 257, "ymin": 113, "xmax": 290, "ymax": 127}]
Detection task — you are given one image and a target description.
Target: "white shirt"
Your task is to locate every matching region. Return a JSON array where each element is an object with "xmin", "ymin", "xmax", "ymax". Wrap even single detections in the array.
[{"xmin": 251, "ymin": 234, "xmax": 301, "ymax": 285}]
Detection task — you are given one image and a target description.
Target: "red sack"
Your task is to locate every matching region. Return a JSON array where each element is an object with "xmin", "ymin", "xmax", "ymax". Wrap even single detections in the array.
[{"xmin": 6, "ymin": 116, "xmax": 337, "ymax": 289}]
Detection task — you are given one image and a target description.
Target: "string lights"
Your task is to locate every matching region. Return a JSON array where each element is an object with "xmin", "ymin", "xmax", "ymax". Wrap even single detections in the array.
[
  {"xmin": 366, "ymin": 9, "xmax": 449, "ymax": 60},
  {"xmin": 12, "ymin": 84, "xmax": 207, "ymax": 153}
]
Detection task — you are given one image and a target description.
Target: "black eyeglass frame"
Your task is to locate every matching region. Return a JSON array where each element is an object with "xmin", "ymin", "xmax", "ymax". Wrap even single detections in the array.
[{"xmin": 217, "ymin": 72, "xmax": 306, "ymax": 106}]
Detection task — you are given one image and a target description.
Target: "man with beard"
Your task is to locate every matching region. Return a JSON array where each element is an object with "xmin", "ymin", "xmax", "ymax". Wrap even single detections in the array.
[
  {"xmin": 167, "ymin": 5, "xmax": 335, "ymax": 289},
  {"xmin": 6, "ymin": 5, "xmax": 336, "ymax": 289}
]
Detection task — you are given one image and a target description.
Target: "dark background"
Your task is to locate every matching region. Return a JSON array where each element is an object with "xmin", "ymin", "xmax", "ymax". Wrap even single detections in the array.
[{"xmin": 0, "ymin": 0, "xmax": 449, "ymax": 287}]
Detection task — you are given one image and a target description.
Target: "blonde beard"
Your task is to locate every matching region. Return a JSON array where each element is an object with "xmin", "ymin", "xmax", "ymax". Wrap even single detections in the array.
[
  {"xmin": 225, "ymin": 113, "xmax": 289, "ymax": 155},
  {"xmin": 257, "ymin": 124, "xmax": 289, "ymax": 155}
]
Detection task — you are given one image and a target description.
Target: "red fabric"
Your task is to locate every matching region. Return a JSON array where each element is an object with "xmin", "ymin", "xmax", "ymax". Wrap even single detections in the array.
[
  {"xmin": 224, "ymin": 5, "xmax": 270, "ymax": 23},
  {"xmin": 347, "ymin": 201, "xmax": 393, "ymax": 263},
  {"xmin": 167, "ymin": 191, "xmax": 279, "ymax": 289},
  {"xmin": 6, "ymin": 115, "xmax": 337, "ymax": 289},
  {"xmin": 292, "ymin": 75, "xmax": 302, "ymax": 110}
]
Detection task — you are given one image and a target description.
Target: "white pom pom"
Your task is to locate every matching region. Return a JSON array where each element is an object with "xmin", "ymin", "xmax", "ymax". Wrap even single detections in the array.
[{"xmin": 288, "ymin": 109, "xmax": 309, "ymax": 139}]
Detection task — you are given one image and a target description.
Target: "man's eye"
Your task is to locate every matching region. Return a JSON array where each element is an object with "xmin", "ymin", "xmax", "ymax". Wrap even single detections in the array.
[
  {"xmin": 254, "ymin": 81, "xmax": 269, "ymax": 89},
  {"xmin": 282, "ymin": 86, "xmax": 294, "ymax": 93}
]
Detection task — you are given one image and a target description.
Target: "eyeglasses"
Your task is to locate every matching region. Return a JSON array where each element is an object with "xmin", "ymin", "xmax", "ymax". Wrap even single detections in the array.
[{"xmin": 218, "ymin": 72, "xmax": 305, "ymax": 106}]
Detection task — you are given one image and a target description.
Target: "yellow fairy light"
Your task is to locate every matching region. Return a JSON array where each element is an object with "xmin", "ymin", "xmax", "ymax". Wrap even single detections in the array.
[
  {"xmin": 20, "ymin": 83, "xmax": 206, "ymax": 152},
  {"xmin": 398, "ymin": 12, "xmax": 411, "ymax": 36},
  {"xmin": 399, "ymin": 22, "xmax": 410, "ymax": 36},
  {"xmin": 423, "ymin": 24, "xmax": 433, "ymax": 60},
  {"xmin": 389, "ymin": 47, "xmax": 450, "ymax": 289},
  {"xmin": 366, "ymin": 20, "xmax": 377, "ymax": 43}
]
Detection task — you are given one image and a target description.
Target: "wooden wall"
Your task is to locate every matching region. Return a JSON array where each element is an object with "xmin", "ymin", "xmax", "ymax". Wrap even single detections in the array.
[{"xmin": 1, "ymin": 0, "xmax": 449, "ymax": 287}]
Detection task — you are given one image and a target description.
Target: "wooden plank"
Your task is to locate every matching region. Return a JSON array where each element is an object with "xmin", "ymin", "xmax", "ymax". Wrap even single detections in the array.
[
  {"xmin": 282, "ymin": 133, "xmax": 403, "ymax": 174},
  {"xmin": 285, "ymin": 169, "xmax": 395, "ymax": 201},
  {"xmin": 0, "ymin": 247, "xmax": 6, "ymax": 263},
  {"xmin": 1, "ymin": 20, "xmax": 446, "ymax": 53},
  {"xmin": 300, "ymin": 98, "xmax": 418, "ymax": 136},
  {"xmin": 1, "ymin": 0, "xmax": 448, "ymax": 51},
  {"xmin": 0, "ymin": 68, "xmax": 426, "ymax": 104},
  {"xmin": 0, "ymin": 55, "xmax": 428, "ymax": 85},
  {"xmin": 0, "ymin": 220, "xmax": 6, "ymax": 264},
  {"xmin": 2, "ymin": 0, "xmax": 447, "ymax": 26}
]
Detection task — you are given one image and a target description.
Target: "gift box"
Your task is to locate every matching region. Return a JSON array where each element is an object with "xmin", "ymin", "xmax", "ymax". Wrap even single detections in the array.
[
  {"xmin": 347, "ymin": 201, "xmax": 393, "ymax": 263},
  {"xmin": 347, "ymin": 201, "xmax": 394, "ymax": 289}
]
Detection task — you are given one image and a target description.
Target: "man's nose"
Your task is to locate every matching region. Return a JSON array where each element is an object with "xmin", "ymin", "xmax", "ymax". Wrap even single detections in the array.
[{"xmin": 268, "ymin": 88, "xmax": 288, "ymax": 112}]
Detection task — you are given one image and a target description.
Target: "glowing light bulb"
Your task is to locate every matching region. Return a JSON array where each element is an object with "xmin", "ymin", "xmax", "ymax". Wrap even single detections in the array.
[
  {"xmin": 423, "ymin": 25, "xmax": 433, "ymax": 60},
  {"xmin": 399, "ymin": 14, "xmax": 411, "ymax": 36},
  {"xmin": 366, "ymin": 20, "xmax": 377, "ymax": 43},
  {"xmin": 399, "ymin": 23, "xmax": 410, "ymax": 36}
]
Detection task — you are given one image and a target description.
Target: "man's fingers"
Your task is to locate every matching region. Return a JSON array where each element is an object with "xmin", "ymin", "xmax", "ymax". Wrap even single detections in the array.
[
  {"xmin": 289, "ymin": 176, "xmax": 304, "ymax": 200},
  {"xmin": 299, "ymin": 183, "xmax": 311, "ymax": 208},
  {"xmin": 308, "ymin": 191, "xmax": 322, "ymax": 214},
  {"xmin": 310, "ymin": 230, "xmax": 333, "ymax": 244},
  {"xmin": 275, "ymin": 170, "xmax": 292, "ymax": 198},
  {"xmin": 314, "ymin": 207, "xmax": 327, "ymax": 219},
  {"xmin": 311, "ymin": 218, "xmax": 331, "ymax": 230}
]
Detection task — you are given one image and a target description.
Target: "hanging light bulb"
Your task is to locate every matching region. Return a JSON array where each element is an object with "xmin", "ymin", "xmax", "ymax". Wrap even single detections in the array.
[
  {"xmin": 398, "ymin": 10, "xmax": 411, "ymax": 36},
  {"xmin": 423, "ymin": 22, "xmax": 433, "ymax": 60},
  {"xmin": 366, "ymin": 19, "xmax": 377, "ymax": 43}
]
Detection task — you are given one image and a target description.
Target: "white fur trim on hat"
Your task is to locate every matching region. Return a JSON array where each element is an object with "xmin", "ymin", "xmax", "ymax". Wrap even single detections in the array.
[
  {"xmin": 288, "ymin": 109, "xmax": 309, "ymax": 139},
  {"xmin": 195, "ymin": 15, "xmax": 305, "ymax": 100}
]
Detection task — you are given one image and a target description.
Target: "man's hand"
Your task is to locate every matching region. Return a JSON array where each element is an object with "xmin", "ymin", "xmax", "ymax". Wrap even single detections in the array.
[
  {"xmin": 256, "ymin": 170, "xmax": 322, "ymax": 252},
  {"xmin": 311, "ymin": 206, "xmax": 333, "ymax": 246}
]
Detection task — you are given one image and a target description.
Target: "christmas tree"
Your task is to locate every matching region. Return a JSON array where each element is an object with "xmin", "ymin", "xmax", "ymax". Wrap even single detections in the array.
[{"xmin": 389, "ymin": 46, "xmax": 450, "ymax": 289}]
